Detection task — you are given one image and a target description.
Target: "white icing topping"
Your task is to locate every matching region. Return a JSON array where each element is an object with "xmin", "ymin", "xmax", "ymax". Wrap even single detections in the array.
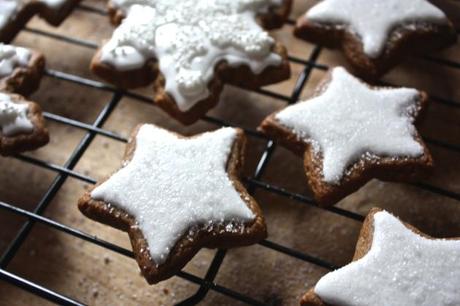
[
  {"xmin": 0, "ymin": 0, "xmax": 68, "ymax": 30},
  {"xmin": 100, "ymin": 0, "xmax": 283, "ymax": 111},
  {"xmin": 0, "ymin": 43, "xmax": 31, "ymax": 78},
  {"xmin": 91, "ymin": 125, "xmax": 255, "ymax": 265},
  {"xmin": 275, "ymin": 67, "xmax": 423, "ymax": 184},
  {"xmin": 315, "ymin": 211, "xmax": 460, "ymax": 306},
  {"xmin": 306, "ymin": 0, "xmax": 448, "ymax": 58},
  {"xmin": 0, "ymin": 92, "xmax": 33, "ymax": 136}
]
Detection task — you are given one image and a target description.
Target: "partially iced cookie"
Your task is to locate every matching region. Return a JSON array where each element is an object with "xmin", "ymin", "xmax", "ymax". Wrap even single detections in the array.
[
  {"xmin": 0, "ymin": 0, "xmax": 81, "ymax": 42},
  {"xmin": 0, "ymin": 91, "xmax": 49, "ymax": 155},
  {"xmin": 0, "ymin": 43, "xmax": 45, "ymax": 96}
]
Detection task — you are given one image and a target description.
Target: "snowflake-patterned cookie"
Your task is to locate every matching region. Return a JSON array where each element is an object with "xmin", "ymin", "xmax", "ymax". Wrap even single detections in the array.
[
  {"xmin": 294, "ymin": 0, "xmax": 456, "ymax": 79},
  {"xmin": 0, "ymin": 0, "xmax": 81, "ymax": 42},
  {"xmin": 301, "ymin": 208, "xmax": 460, "ymax": 306},
  {"xmin": 91, "ymin": 0, "xmax": 292, "ymax": 124},
  {"xmin": 78, "ymin": 124, "xmax": 267, "ymax": 284},
  {"xmin": 259, "ymin": 67, "xmax": 433, "ymax": 206}
]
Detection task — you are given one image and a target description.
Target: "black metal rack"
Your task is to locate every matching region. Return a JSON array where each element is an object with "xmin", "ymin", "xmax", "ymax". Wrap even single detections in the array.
[{"xmin": 1, "ymin": 3, "xmax": 460, "ymax": 305}]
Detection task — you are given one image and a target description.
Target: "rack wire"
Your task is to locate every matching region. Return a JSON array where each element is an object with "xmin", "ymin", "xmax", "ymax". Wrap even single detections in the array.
[{"xmin": 1, "ymin": 3, "xmax": 460, "ymax": 305}]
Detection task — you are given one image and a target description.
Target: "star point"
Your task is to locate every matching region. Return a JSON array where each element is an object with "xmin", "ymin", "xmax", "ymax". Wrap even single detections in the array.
[
  {"xmin": 275, "ymin": 67, "xmax": 424, "ymax": 184},
  {"xmin": 90, "ymin": 125, "xmax": 259, "ymax": 266},
  {"xmin": 306, "ymin": 0, "xmax": 448, "ymax": 58},
  {"xmin": 313, "ymin": 210, "xmax": 460, "ymax": 306}
]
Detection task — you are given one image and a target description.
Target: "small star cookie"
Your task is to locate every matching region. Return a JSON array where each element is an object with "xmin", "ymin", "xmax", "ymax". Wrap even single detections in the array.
[
  {"xmin": 0, "ymin": 0, "xmax": 81, "ymax": 43},
  {"xmin": 91, "ymin": 0, "xmax": 292, "ymax": 124},
  {"xmin": 259, "ymin": 67, "xmax": 432, "ymax": 206},
  {"xmin": 294, "ymin": 0, "xmax": 457, "ymax": 79},
  {"xmin": 0, "ymin": 91, "xmax": 49, "ymax": 156},
  {"xmin": 301, "ymin": 208, "xmax": 460, "ymax": 306},
  {"xmin": 0, "ymin": 43, "xmax": 45, "ymax": 96},
  {"xmin": 78, "ymin": 124, "xmax": 267, "ymax": 284}
]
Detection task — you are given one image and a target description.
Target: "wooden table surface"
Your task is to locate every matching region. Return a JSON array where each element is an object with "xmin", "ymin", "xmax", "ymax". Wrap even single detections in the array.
[{"xmin": 1, "ymin": 1, "xmax": 460, "ymax": 305}]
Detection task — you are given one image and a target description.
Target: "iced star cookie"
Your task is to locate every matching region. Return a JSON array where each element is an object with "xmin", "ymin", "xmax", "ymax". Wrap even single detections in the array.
[
  {"xmin": 0, "ymin": 91, "xmax": 49, "ymax": 155},
  {"xmin": 91, "ymin": 0, "xmax": 292, "ymax": 124},
  {"xmin": 294, "ymin": 0, "xmax": 457, "ymax": 79},
  {"xmin": 0, "ymin": 43, "xmax": 45, "ymax": 96},
  {"xmin": 0, "ymin": 0, "xmax": 81, "ymax": 43},
  {"xmin": 78, "ymin": 124, "xmax": 267, "ymax": 284},
  {"xmin": 301, "ymin": 208, "xmax": 460, "ymax": 306},
  {"xmin": 259, "ymin": 67, "xmax": 432, "ymax": 206}
]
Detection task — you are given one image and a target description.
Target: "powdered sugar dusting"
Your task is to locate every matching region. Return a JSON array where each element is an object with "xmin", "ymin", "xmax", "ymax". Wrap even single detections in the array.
[
  {"xmin": 275, "ymin": 67, "xmax": 424, "ymax": 184},
  {"xmin": 306, "ymin": 0, "xmax": 448, "ymax": 58},
  {"xmin": 91, "ymin": 125, "xmax": 255, "ymax": 265},
  {"xmin": 315, "ymin": 211, "xmax": 460, "ymax": 306}
]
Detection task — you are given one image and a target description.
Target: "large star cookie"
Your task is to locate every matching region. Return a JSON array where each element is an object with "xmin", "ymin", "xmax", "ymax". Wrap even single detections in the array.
[
  {"xmin": 259, "ymin": 67, "xmax": 432, "ymax": 206},
  {"xmin": 0, "ymin": 0, "xmax": 81, "ymax": 43},
  {"xmin": 301, "ymin": 208, "xmax": 460, "ymax": 306},
  {"xmin": 0, "ymin": 43, "xmax": 45, "ymax": 96},
  {"xmin": 294, "ymin": 0, "xmax": 457, "ymax": 79},
  {"xmin": 0, "ymin": 91, "xmax": 49, "ymax": 155},
  {"xmin": 78, "ymin": 124, "xmax": 267, "ymax": 284},
  {"xmin": 91, "ymin": 0, "xmax": 292, "ymax": 124}
]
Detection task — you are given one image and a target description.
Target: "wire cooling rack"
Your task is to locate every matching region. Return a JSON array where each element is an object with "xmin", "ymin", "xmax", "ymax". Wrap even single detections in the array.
[{"xmin": 1, "ymin": 3, "xmax": 460, "ymax": 305}]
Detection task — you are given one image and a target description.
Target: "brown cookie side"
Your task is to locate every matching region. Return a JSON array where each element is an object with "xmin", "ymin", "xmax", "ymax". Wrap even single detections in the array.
[
  {"xmin": 300, "ymin": 208, "xmax": 460, "ymax": 305},
  {"xmin": 259, "ymin": 71, "xmax": 433, "ymax": 207},
  {"xmin": 294, "ymin": 16, "xmax": 457, "ymax": 80},
  {"xmin": 0, "ymin": 50, "xmax": 45, "ymax": 97},
  {"xmin": 0, "ymin": 0, "xmax": 81, "ymax": 43},
  {"xmin": 78, "ymin": 125, "xmax": 267, "ymax": 284},
  {"xmin": 0, "ymin": 93, "xmax": 49, "ymax": 156},
  {"xmin": 154, "ymin": 42, "xmax": 290, "ymax": 125},
  {"xmin": 91, "ymin": 42, "xmax": 290, "ymax": 125}
]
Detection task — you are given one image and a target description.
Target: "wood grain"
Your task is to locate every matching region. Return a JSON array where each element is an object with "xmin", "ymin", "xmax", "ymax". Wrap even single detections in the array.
[{"xmin": 0, "ymin": 1, "xmax": 459, "ymax": 305}]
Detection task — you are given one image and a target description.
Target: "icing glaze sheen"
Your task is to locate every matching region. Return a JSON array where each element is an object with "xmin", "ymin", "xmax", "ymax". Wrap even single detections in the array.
[
  {"xmin": 0, "ymin": 0, "xmax": 68, "ymax": 30},
  {"xmin": 275, "ymin": 67, "xmax": 423, "ymax": 184},
  {"xmin": 306, "ymin": 0, "xmax": 448, "ymax": 58},
  {"xmin": 0, "ymin": 93, "xmax": 33, "ymax": 136},
  {"xmin": 91, "ymin": 125, "xmax": 255, "ymax": 265},
  {"xmin": 0, "ymin": 43, "xmax": 31, "ymax": 77},
  {"xmin": 315, "ymin": 211, "xmax": 460, "ymax": 306},
  {"xmin": 101, "ymin": 0, "xmax": 283, "ymax": 111}
]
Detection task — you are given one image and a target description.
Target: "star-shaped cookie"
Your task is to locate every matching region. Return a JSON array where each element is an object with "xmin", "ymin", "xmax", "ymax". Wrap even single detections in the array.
[
  {"xmin": 0, "ymin": 91, "xmax": 49, "ymax": 155},
  {"xmin": 294, "ymin": 0, "xmax": 457, "ymax": 79},
  {"xmin": 0, "ymin": 43, "xmax": 45, "ymax": 96},
  {"xmin": 0, "ymin": 0, "xmax": 81, "ymax": 43},
  {"xmin": 259, "ymin": 67, "xmax": 432, "ymax": 206},
  {"xmin": 301, "ymin": 208, "xmax": 460, "ymax": 306},
  {"xmin": 91, "ymin": 0, "xmax": 292, "ymax": 124},
  {"xmin": 78, "ymin": 124, "xmax": 267, "ymax": 284}
]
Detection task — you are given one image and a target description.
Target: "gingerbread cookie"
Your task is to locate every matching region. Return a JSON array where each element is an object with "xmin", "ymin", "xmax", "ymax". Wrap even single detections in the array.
[
  {"xmin": 0, "ymin": 43, "xmax": 45, "ymax": 96},
  {"xmin": 301, "ymin": 208, "xmax": 460, "ymax": 306},
  {"xmin": 259, "ymin": 67, "xmax": 433, "ymax": 206},
  {"xmin": 0, "ymin": 0, "xmax": 81, "ymax": 43},
  {"xmin": 78, "ymin": 124, "xmax": 267, "ymax": 284},
  {"xmin": 294, "ymin": 0, "xmax": 457, "ymax": 79},
  {"xmin": 91, "ymin": 0, "xmax": 292, "ymax": 124},
  {"xmin": 0, "ymin": 91, "xmax": 49, "ymax": 156}
]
